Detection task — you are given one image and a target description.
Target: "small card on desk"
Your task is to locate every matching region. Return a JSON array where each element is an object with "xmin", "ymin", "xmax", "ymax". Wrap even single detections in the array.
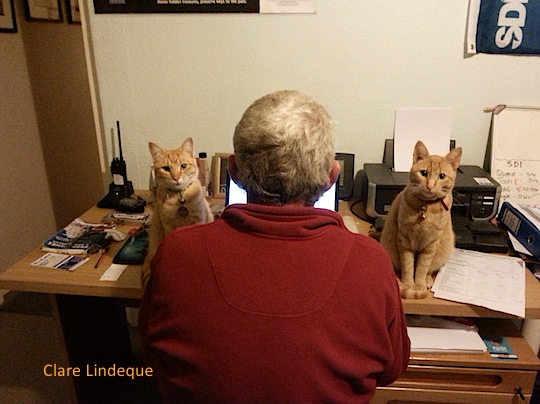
[{"xmin": 100, "ymin": 264, "xmax": 128, "ymax": 281}]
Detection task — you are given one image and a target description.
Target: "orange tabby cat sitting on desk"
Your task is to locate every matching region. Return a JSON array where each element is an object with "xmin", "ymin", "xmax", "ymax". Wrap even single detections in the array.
[
  {"xmin": 141, "ymin": 137, "xmax": 213, "ymax": 287},
  {"xmin": 380, "ymin": 140, "xmax": 462, "ymax": 299}
]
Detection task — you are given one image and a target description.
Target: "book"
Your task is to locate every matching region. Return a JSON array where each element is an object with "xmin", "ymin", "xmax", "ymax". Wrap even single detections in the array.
[
  {"xmin": 498, "ymin": 201, "xmax": 540, "ymax": 261},
  {"xmin": 42, "ymin": 218, "xmax": 112, "ymax": 255},
  {"xmin": 483, "ymin": 336, "xmax": 518, "ymax": 360},
  {"xmin": 101, "ymin": 211, "xmax": 150, "ymax": 226}
]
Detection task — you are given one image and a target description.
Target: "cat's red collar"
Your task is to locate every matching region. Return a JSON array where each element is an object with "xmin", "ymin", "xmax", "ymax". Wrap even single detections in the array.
[{"xmin": 418, "ymin": 196, "xmax": 449, "ymax": 211}]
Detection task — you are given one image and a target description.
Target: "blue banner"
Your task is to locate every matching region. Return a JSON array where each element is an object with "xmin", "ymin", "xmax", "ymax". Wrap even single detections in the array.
[{"xmin": 468, "ymin": 0, "xmax": 540, "ymax": 55}]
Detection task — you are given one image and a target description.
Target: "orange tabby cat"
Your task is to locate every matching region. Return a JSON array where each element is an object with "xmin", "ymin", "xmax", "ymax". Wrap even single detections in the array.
[
  {"xmin": 380, "ymin": 141, "xmax": 462, "ymax": 299},
  {"xmin": 141, "ymin": 137, "xmax": 213, "ymax": 287}
]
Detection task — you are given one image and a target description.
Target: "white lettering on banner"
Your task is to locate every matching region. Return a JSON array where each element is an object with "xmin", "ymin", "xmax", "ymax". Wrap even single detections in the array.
[{"xmin": 496, "ymin": 0, "xmax": 529, "ymax": 50}]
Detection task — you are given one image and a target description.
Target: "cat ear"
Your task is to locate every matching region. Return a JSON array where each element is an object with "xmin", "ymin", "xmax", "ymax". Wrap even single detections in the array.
[
  {"xmin": 180, "ymin": 137, "xmax": 194, "ymax": 157},
  {"xmin": 149, "ymin": 142, "xmax": 164, "ymax": 160},
  {"xmin": 413, "ymin": 141, "xmax": 429, "ymax": 163},
  {"xmin": 446, "ymin": 147, "xmax": 462, "ymax": 170}
]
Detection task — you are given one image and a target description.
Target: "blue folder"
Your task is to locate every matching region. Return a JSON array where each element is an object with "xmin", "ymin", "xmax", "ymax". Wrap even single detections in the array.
[{"xmin": 497, "ymin": 202, "xmax": 540, "ymax": 261}]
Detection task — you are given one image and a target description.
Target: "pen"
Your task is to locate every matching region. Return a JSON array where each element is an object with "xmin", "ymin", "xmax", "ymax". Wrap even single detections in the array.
[
  {"xmin": 94, "ymin": 247, "xmax": 109, "ymax": 268},
  {"xmin": 129, "ymin": 223, "xmax": 146, "ymax": 245}
]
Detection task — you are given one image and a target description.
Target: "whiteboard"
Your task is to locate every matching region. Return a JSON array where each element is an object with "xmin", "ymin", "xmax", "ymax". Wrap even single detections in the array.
[{"xmin": 491, "ymin": 106, "xmax": 540, "ymax": 208}]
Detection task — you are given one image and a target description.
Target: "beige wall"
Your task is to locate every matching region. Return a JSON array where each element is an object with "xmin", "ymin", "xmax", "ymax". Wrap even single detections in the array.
[
  {"xmin": 0, "ymin": 0, "xmax": 102, "ymax": 272},
  {"xmin": 20, "ymin": 1, "xmax": 104, "ymax": 229},
  {"xmin": 86, "ymin": 1, "xmax": 540, "ymax": 190},
  {"xmin": 0, "ymin": 9, "xmax": 55, "ymax": 271}
]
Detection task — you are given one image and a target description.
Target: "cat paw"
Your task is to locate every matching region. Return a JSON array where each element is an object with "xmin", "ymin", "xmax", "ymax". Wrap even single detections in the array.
[
  {"xmin": 414, "ymin": 284, "xmax": 427, "ymax": 292},
  {"xmin": 398, "ymin": 282, "xmax": 413, "ymax": 291},
  {"xmin": 401, "ymin": 284, "xmax": 429, "ymax": 299},
  {"xmin": 401, "ymin": 289, "xmax": 429, "ymax": 299},
  {"xmin": 414, "ymin": 284, "xmax": 429, "ymax": 299}
]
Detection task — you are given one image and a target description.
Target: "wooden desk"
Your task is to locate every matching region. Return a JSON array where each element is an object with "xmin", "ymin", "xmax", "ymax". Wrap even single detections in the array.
[
  {"xmin": 0, "ymin": 205, "xmax": 145, "ymax": 299},
  {"xmin": 4, "ymin": 200, "xmax": 540, "ymax": 316},
  {"xmin": 1, "ymin": 199, "xmax": 540, "ymax": 403}
]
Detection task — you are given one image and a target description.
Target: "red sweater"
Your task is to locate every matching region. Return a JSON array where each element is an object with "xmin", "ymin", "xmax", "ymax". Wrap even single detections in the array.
[{"xmin": 139, "ymin": 204, "xmax": 410, "ymax": 403}]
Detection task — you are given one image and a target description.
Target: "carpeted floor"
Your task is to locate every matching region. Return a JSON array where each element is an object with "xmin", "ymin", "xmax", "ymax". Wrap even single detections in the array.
[{"xmin": 0, "ymin": 292, "xmax": 160, "ymax": 404}]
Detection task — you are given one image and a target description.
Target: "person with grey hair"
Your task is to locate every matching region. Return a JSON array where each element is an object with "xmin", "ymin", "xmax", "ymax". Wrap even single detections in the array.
[
  {"xmin": 139, "ymin": 90, "xmax": 410, "ymax": 404},
  {"xmin": 230, "ymin": 90, "xmax": 338, "ymax": 207}
]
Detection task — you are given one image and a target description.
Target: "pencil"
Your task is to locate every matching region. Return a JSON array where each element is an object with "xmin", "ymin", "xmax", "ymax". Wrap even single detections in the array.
[{"xmin": 94, "ymin": 247, "xmax": 109, "ymax": 268}]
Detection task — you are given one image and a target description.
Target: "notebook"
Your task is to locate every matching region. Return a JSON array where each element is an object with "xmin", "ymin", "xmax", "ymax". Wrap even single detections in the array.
[{"xmin": 225, "ymin": 175, "xmax": 339, "ymax": 211}]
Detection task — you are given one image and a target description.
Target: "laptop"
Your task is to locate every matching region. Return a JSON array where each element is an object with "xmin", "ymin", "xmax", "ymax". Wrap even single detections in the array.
[{"xmin": 225, "ymin": 174, "xmax": 339, "ymax": 211}]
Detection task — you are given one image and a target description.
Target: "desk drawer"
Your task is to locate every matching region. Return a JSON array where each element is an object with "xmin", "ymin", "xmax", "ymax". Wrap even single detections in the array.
[
  {"xmin": 373, "ymin": 386, "xmax": 530, "ymax": 404},
  {"xmin": 388, "ymin": 365, "xmax": 535, "ymax": 394}
]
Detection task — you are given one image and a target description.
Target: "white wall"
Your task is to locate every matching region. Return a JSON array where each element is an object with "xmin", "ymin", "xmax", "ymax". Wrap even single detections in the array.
[{"xmin": 85, "ymin": 1, "xmax": 540, "ymax": 190}]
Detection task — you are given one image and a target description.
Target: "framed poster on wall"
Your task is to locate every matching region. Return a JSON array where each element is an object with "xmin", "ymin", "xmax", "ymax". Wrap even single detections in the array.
[
  {"xmin": 24, "ymin": 0, "xmax": 63, "ymax": 21},
  {"xmin": 0, "ymin": 0, "xmax": 17, "ymax": 32},
  {"xmin": 66, "ymin": 0, "xmax": 81, "ymax": 23},
  {"xmin": 94, "ymin": 0, "xmax": 259, "ymax": 14}
]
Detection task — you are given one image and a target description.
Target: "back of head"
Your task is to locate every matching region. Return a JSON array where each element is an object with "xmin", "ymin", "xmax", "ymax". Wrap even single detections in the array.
[{"xmin": 233, "ymin": 90, "xmax": 335, "ymax": 206}]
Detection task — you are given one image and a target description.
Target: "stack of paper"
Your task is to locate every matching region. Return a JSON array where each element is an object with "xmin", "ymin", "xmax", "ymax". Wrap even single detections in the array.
[
  {"xmin": 407, "ymin": 327, "xmax": 487, "ymax": 354},
  {"xmin": 407, "ymin": 316, "xmax": 486, "ymax": 354}
]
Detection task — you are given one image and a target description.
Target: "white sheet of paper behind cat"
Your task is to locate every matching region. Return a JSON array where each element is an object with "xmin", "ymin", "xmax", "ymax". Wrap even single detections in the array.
[
  {"xmin": 260, "ymin": 0, "xmax": 317, "ymax": 14},
  {"xmin": 393, "ymin": 108, "xmax": 452, "ymax": 172}
]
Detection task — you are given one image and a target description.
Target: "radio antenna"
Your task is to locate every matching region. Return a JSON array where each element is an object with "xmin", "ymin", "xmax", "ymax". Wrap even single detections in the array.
[{"xmin": 117, "ymin": 121, "xmax": 124, "ymax": 161}]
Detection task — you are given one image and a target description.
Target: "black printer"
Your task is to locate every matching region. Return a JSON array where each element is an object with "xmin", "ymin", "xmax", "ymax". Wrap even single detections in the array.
[
  {"xmin": 361, "ymin": 140, "xmax": 508, "ymax": 253},
  {"xmin": 364, "ymin": 164, "xmax": 501, "ymax": 221}
]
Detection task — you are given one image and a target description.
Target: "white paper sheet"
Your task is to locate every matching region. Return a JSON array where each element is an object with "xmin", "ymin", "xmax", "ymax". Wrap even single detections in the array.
[
  {"xmin": 342, "ymin": 216, "xmax": 359, "ymax": 233},
  {"xmin": 407, "ymin": 327, "xmax": 486, "ymax": 353},
  {"xmin": 509, "ymin": 233, "xmax": 533, "ymax": 256},
  {"xmin": 260, "ymin": 0, "xmax": 317, "ymax": 13},
  {"xmin": 513, "ymin": 202, "xmax": 540, "ymax": 227},
  {"xmin": 432, "ymin": 248, "xmax": 525, "ymax": 318},
  {"xmin": 393, "ymin": 108, "xmax": 452, "ymax": 172}
]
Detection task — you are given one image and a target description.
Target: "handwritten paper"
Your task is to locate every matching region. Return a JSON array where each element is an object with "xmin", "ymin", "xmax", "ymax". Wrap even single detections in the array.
[
  {"xmin": 393, "ymin": 108, "xmax": 452, "ymax": 172},
  {"xmin": 491, "ymin": 106, "xmax": 540, "ymax": 208},
  {"xmin": 432, "ymin": 248, "xmax": 525, "ymax": 318}
]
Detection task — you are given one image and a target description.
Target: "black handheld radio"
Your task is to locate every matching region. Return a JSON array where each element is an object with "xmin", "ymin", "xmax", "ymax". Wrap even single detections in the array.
[{"xmin": 97, "ymin": 121, "xmax": 135, "ymax": 209}]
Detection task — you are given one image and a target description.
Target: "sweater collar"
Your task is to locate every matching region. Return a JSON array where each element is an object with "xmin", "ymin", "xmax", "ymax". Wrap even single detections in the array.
[{"xmin": 221, "ymin": 204, "xmax": 344, "ymax": 238}]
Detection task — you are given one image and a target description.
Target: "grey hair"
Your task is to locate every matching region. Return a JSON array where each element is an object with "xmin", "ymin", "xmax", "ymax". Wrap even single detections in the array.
[{"xmin": 233, "ymin": 90, "xmax": 336, "ymax": 206}]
